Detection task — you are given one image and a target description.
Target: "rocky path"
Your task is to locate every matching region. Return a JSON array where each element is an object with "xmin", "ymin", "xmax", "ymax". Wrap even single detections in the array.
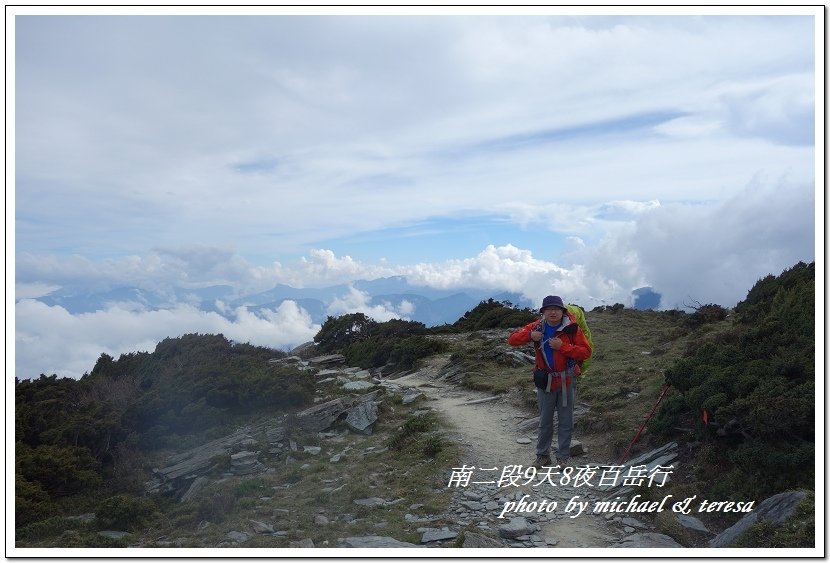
[{"xmin": 395, "ymin": 355, "xmax": 638, "ymax": 549}]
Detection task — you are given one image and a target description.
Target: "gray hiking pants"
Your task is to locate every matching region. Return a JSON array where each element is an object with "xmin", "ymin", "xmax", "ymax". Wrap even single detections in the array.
[{"xmin": 536, "ymin": 378, "xmax": 576, "ymax": 460}]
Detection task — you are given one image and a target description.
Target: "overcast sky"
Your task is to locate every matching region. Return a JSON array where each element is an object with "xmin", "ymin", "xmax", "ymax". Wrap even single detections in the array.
[{"xmin": 10, "ymin": 7, "xmax": 821, "ymax": 378}]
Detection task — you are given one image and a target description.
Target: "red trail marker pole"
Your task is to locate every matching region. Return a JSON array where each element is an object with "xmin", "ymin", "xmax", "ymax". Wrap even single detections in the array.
[{"xmin": 617, "ymin": 383, "xmax": 672, "ymax": 465}]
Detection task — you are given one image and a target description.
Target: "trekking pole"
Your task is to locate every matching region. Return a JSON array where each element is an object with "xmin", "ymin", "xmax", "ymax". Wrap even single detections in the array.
[{"xmin": 617, "ymin": 383, "xmax": 671, "ymax": 465}]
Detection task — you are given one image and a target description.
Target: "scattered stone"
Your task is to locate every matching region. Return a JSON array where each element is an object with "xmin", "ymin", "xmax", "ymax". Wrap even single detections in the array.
[
  {"xmin": 498, "ymin": 517, "xmax": 534, "ymax": 539},
  {"xmin": 180, "ymin": 476, "xmax": 209, "ymax": 503},
  {"xmin": 569, "ymin": 439, "xmax": 585, "ymax": 456},
  {"xmin": 329, "ymin": 454, "xmax": 342, "ymax": 463},
  {"xmin": 343, "ymin": 380, "xmax": 375, "ymax": 391},
  {"xmin": 517, "ymin": 417, "xmax": 539, "ymax": 432},
  {"xmin": 225, "ymin": 531, "xmax": 251, "ymax": 543},
  {"xmin": 401, "ymin": 392, "xmax": 424, "ymax": 404},
  {"xmin": 709, "ymin": 491, "xmax": 808, "ymax": 548},
  {"xmin": 289, "ymin": 538, "xmax": 315, "ymax": 548},
  {"xmin": 308, "ymin": 354, "xmax": 346, "ymax": 366},
  {"xmin": 620, "ymin": 517, "xmax": 648, "ymax": 529},
  {"xmin": 461, "ymin": 501, "xmax": 483, "ymax": 511},
  {"xmin": 231, "ymin": 451, "xmax": 265, "ymax": 476},
  {"xmin": 249, "ymin": 519, "xmax": 274, "ymax": 534},
  {"xmin": 463, "ymin": 396, "xmax": 501, "ymax": 406},
  {"xmin": 353, "ymin": 497, "xmax": 387, "ymax": 507},
  {"xmin": 421, "ymin": 528, "xmax": 458, "ymax": 543},
  {"xmin": 97, "ymin": 531, "xmax": 131, "ymax": 540},
  {"xmin": 303, "ymin": 445, "xmax": 322, "ymax": 455},
  {"xmin": 345, "ymin": 401, "xmax": 379, "ymax": 435},
  {"xmin": 462, "ymin": 531, "xmax": 503, "ymax": 548},
  {"xmin": 339, "ymin": 536, "xmax": 420, "ymax": 548},
  {"xmin": 612, "ymin": 532, "xmax": 683, "ymax": 548},
  {"xmin": 623, "ymin": 526, "xmax": 635, "ymax": 533},
  {"xmin": 676, "ymin": 514, "xmax": 711, "ymax": 535},
  {"xmin": 314, "ymin": 514, "xmax": 330, "ymax": 525},
  {"xmin": 545, "ymin": 537, "xmax": 559, "ymax": 546}
]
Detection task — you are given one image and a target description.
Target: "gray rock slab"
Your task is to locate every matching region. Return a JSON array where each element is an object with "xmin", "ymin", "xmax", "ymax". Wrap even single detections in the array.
[
  {"xmin": 343, "ymin": 380, "xmax": 375, "ymax": 391},
  {"xmin": 462, "ymin": 531, "xmax": 504, "ymax": 548},
  {"xmin": 250, "ymin": 519, "xmax": 275, "ymax": 534},
  {"xmin": 340, "ymin": 535, "xmax": 420, "ymax": 548},
  {"xmin": 498, "ymin": 517, "xmax": 534, "ymax": 539},
  {"xmin": 345, "ymin": 401, "xmax": 379, "ymax": 435},
  {"xmin": 225, "ymin": 531, "xmax": 251, "ymax": 543},
  {"xmin": 421, "ymin": 529, "xmax": 458, "ymax": 543},
  {"xmin": 180, "ymin": 476, "xmax": 209, "ymax": 503},
  {"xmin": 709, "ymin": 491, "xmax": 808, "ymax": 548},
  {"xmin": 353, "ymin": 497, "xmax": 387, "ymax": 507},
  {"xmin": 97, "ymin": 531, "xmax": 131, "ymax": 540},
  {"xmin": 676, "ymin": 514, "xmax": 711, "ymax": 534},
  {"xmin": 612, "ymin": 532, "xmax": 683, "ymax": 548}
]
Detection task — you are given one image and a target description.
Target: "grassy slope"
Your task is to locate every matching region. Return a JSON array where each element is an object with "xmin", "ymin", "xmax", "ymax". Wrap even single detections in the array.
[{"xmin": 16, "ymin": 308, "xmax": 814, "ymax": 549}]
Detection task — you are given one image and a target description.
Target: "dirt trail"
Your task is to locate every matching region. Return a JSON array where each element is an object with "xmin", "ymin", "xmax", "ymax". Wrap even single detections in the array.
[{"xmin": 395, "ymin": 355, "xmax": 624, "ymax": 548}]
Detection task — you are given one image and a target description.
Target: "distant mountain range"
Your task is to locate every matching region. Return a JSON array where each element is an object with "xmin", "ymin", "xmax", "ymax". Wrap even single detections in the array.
[{"xmin": 28, "ymin": 276, "xmax": 538, "ymax": 327}]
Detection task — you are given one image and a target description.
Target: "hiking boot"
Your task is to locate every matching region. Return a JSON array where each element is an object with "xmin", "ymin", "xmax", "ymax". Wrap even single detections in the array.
[{"xmin": 533, "ymin": 455, "xmax": 553, "ymax": 469}]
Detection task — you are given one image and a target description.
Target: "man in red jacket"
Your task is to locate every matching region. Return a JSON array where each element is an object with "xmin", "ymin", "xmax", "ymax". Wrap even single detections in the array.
[{"xmin": 508, "ymin": 295, "xmax": 592, "ymax": 468}]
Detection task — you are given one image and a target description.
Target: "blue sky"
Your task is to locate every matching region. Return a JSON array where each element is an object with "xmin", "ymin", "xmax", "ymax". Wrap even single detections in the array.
[{"xmin": 10, "ymin": 7, "xmax": 821, "ymax": 378}]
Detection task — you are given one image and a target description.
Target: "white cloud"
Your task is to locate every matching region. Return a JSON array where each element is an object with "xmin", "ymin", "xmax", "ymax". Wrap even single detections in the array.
[
  {"xmin": 14, "ymin": 14, "xmax": 816, "ymax": 261},
  {"xmin": 326, "ymin": 286, "xmax": 414, "ymax": 322},
  {"xmin": 14, "ymin": 299, "xmax": 319, "ymax": 379},
  {"xmin": 11, "ymin": 13, "xmax": 818, "ymax": 379}
]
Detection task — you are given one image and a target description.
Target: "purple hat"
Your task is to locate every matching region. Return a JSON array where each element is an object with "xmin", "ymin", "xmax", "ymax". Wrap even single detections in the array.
[{"xmin": 540, "ymin": 295, "xmax": 567, "ymax": 312}]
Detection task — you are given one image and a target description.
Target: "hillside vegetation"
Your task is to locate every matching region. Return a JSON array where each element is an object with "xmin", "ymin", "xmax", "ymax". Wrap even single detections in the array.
[{"xmin": 14, "ymin": 262, "xmax": 815, "ymax": 548}]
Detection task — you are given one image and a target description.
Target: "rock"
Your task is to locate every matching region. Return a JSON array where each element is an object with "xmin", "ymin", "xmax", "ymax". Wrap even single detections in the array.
[
  {"xmin": 230, "ymin": 451, "xmax": 265, "ymax": 476},
  {"xmin": 709, "ymin": 491, "xmax": 808, "ymax": 548},
  {"xmin": 329, "ymin": 454, "xmax": 342, "ymax": 463},
  {"xmin": 345, "ymin": 401, "xmax": 379, "ymax": 435},
  {"xmin": 462, "ymin": 531, "xmax": 503, "ymax": 548},
  {"xmin": 517, "ymin": 417, "xmax": 539, "ymax": 432},
  {"xmin": 97, "ymin": 531, "xmax": 131, "ymax": 540},
  {"xmin": 303, "ymin": 446, "xmax": 322, "ymax": 455},
  {"xmin": 340, "ymin": 535, "xmax": 420, "ymax": 548},
  {"xmin": 308, "ymin": 354, "xmax": 346, "ymax": 366},
  {"xmin": 180, "ymin": 476, "xmax": 209, "ymax": 503},
  {"xmin": 225, "ymin": 531, "xmax": 251, "ymax": 543},
  {"xmin": 314, "ymin": 515, "xmax": 330, "ymax": 525},
  {"xmin": 612, "ymin": 532, "xmax": 683, "ymax": 548},
  {"xmin": 401, "ymin": 392, "xmax": 424, "ymax": 404},
  {"xmin": 516, "ymin": 437, "xmax": 532, "ymax": 444},
  {"xmin": 620, "ymin": 517, "xmax": 648, "ymax": 529},
  {"xmin": 343, "ymin": 380, "xmax": 375, "ymax": 391},
  {"xmin": 289, "ymin": 538, "xmax": 315, "ymax": 548},
  {"xmin": 353, "ymin": 497, "xmax": 387, "ymax": 507},
  {"xmin": 569, "ymin": 439, "xmax": 585, "ymax": 456},
  {"xmin": 296, "ymin": 398, "xmax": 351, "ymax": 432},
  {"xmin": 249, "ymin": 519, "xmax": 275, "ymax": 534},
  {"xmin": 676, "ymin": 514, "xmax": 711, "ymax": 535},
  {"xmin": 498, "ymin": 517, "xmax": 534, "ymax": 539},
  {"xmin": 461, "ymin": 501, "xmax": 483, "ymax": 511},
  {"xmin": 421, "ymin": 528, "xmax": 458, "ymax": 543}
]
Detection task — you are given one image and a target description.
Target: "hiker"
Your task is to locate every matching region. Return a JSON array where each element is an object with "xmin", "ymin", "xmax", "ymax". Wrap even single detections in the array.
[{"xmin": 507, "ymin": 295, "xmax": 592, "ymax": 468}]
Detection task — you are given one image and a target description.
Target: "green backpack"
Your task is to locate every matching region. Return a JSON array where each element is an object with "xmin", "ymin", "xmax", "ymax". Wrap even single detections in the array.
[{"xmin": 566, "ymin": 304, "xmax": 594, "ymax": 374}]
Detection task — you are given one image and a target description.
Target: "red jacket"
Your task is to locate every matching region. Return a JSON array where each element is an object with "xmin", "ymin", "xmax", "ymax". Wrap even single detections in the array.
[{"xmin": 508, "ymin": 312, "xmax": 592, "ymax": 374}]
